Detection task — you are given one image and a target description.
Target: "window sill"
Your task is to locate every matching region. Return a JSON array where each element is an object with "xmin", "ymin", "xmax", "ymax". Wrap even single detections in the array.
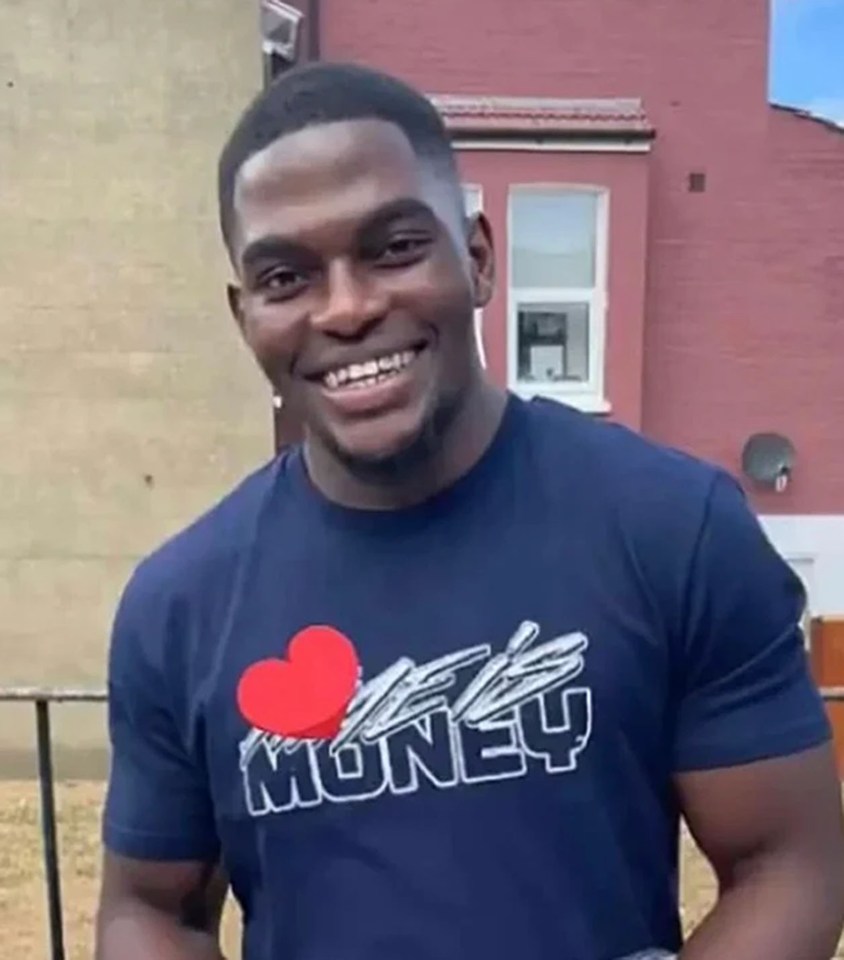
[{"xmin": 511, "ymin": 386, "xmax": 612, "ymax": 415}]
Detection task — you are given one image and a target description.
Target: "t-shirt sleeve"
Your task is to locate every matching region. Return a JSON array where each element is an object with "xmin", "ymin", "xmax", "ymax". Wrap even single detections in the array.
[
  {"xmin": 673, "ymin": 471, "xmax": 831, "ymax": 772},
  {"xmin": 102, "ymin": 567, "xmax": 220, "ymax": 861}
]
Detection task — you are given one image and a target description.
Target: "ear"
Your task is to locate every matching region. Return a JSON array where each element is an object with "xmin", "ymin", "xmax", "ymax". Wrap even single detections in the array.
[
  {"xmin": 227, "ymin": 283, "xmax": 245, "ymax": 334},
  {"xmin": 466, "ymin": 212, "xmax": 495, "ymax": 309}
]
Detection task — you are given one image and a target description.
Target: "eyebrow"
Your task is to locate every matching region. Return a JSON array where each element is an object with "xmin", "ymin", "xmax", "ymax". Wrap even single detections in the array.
[
  {"xmin": 241, "ymin": 235, "xmax": 308, "ymax": 272},
  {"xmin": 360, "ymin": 196, "xmax": 436, "ymax": 231},
  {"xmin": 239, "ymin": 196, "xmax": 437, "ymax": 271}
]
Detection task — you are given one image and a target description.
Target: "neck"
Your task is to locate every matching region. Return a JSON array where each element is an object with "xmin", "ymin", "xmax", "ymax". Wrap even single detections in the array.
[{"xmin": 303, "ymin": 380, "xmax": 508, "ymax": 511}]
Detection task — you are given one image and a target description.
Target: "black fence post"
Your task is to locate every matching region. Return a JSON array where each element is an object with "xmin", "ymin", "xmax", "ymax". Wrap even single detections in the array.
[{"xmin": 35, "ymin": 698, "xmax": 66, "ymax": 960}]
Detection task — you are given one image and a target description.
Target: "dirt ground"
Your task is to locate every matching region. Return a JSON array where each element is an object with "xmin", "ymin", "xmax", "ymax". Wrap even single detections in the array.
[{"xmin": 0, "ymin": 781, "xmax": 840, "ymax": 960}]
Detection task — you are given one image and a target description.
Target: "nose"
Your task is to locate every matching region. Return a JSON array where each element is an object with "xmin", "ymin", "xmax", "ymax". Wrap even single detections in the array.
[{"xmin": 312, "ymin": 260, "xmax": 387, "ymax": 338}]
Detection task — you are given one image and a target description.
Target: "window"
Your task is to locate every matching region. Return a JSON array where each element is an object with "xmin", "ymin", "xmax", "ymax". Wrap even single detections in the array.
[
  {"xmin": 462, "ymin": 184, "xmax": 487, "ymax": 370},
  {"xmin": 260, "ymin": 0, "xmax": 303, "ymax": 83},
  {"xmin": 508, "ymin": 187, "xmax": 608, "ymax": 411}
]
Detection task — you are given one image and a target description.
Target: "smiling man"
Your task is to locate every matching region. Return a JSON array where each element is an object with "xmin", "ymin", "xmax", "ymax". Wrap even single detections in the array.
[
  {"xmin": 95, "ymin": 62, "xmax": 844, "ymax": 960},
  {"xmin": 222, "ymin": 87, "xmax": 501, "ymax": 504}
]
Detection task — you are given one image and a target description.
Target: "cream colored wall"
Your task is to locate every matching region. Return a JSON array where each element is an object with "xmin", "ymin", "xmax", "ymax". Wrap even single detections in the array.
[{"xmin": 0, "ymin": 0, "xmax": 270, "ymax": 774}]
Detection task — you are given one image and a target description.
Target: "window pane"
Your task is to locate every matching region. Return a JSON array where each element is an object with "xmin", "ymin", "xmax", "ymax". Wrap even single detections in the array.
[
  {"xmin": 511, "ymin": 190, "xmax": 597, "ymax": 288},
  {"xmin": 516, "ymin": 302, "xmax": 590, "ymax": 384},
  {"xmin": 260, "ymin": 1, "xmax": 301, "ymax": 54}
]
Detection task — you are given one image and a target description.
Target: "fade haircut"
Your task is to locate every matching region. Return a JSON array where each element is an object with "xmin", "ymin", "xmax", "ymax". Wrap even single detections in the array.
[{"xmin": 217, "ymin": 61, "xmax": 460, "ymax": 252}]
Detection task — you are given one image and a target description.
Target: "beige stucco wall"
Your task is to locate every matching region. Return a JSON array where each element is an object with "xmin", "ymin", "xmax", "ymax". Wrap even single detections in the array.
[{"xmin": 0, "ymin": 1, "xmax": 270, "ymax": 774}]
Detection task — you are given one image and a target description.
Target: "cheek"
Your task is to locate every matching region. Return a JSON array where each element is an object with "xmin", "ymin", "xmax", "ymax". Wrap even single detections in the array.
[
  {"xmin": 425, "ymin": 276, "xmax": 475, "ymax": 344},
  {"xmin": 410, "ymin": 256, "xmax": 474, "ymax": 334},
  {"xmin": 241, "ymin": 302, "xmax": 304, "ymax": 372}
]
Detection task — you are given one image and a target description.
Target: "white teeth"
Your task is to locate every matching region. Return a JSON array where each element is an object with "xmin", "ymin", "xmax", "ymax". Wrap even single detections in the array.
[{"xmin": 322, "ymin": 348, "xmax": 419, "ymax": 389}]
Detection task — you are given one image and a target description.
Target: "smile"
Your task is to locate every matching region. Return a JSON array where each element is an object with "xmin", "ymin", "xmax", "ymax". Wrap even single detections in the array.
[{"xmin": 321, "ymin": 349, "xmax": 421, "ymax": 392}]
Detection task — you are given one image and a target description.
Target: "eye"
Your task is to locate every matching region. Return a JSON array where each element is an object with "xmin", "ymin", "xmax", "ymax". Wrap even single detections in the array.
[
  {"xmin": 257, "ymin": 267, "xmax": 308, "ymax": 300},
  {"xmin": 377, "ymin": 234, "xmax": 432, "ymax": 266}
]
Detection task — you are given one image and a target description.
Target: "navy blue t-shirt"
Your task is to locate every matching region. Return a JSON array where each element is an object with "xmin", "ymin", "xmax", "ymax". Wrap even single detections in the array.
[{"xmin": 103, "ymin": 395, "xmax": 829, "ymax": 960}]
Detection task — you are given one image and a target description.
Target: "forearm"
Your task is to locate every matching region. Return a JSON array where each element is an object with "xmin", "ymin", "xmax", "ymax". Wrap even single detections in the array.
[
  {"xmin": 680, "ymin": 852, "xmax": 844, "ymax": 960},
  {"xmin": 96, "ymin": 901, "xmax": 225, "ymax": 960}
]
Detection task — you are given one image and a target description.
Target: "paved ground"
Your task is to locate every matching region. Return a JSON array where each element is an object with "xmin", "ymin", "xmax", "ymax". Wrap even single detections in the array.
[{"xmin": 0, "ymin": 781, "xmax": 840, "ymax": 959}]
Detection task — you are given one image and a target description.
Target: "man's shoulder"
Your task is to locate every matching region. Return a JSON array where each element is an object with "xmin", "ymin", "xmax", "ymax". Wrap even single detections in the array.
[
  {"xmin": 119, "ymin": 457, "xmax": 283, "ymax": 614},
  {"xmin": 518, "ymin": 398, "xmax": 757, "ymax": 639},
  {"xmin": 520, "ymin": 396, "xmax": 721, "ymax": 506}
]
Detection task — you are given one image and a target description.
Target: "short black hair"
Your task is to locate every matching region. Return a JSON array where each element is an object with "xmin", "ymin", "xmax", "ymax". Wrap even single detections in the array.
[{"xmin": 217, "ymin": 61, "xmax": 459, "ymax": 252}]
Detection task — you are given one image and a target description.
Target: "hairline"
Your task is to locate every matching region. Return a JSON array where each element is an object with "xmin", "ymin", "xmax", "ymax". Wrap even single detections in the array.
[{"xmin": 223, "ymin": 116, "xmax": 462, "ymax": 263}]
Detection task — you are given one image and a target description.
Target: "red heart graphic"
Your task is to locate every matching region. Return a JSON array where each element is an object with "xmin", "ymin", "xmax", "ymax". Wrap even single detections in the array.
[{"xmin": 237, "ymin": 626, "xmax": 360, "ymax": 740}]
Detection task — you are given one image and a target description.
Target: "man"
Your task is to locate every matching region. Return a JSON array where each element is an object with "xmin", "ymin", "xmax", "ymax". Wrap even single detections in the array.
[{"xmin": 95, "ymin": 62, "xmax": 844, "ymax": 960}]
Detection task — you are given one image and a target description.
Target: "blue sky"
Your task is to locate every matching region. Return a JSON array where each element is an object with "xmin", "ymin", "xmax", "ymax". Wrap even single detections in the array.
[{"xmin": 769, "ymin": 0, "xmax": 844, "ymax": 125}]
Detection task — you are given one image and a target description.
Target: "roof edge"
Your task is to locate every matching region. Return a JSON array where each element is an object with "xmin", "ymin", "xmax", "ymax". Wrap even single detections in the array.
[
  {"xmin": 429, "ymin": 93, "xmax": 654, "ymax": 138},
  {"xmin": 771, "ymin": 102, "xmax": 844, "ymax": 136}
]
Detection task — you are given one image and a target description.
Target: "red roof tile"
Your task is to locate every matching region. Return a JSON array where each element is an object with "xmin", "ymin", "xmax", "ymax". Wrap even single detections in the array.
[{"xmin": 429, "ymin": 94, "xmax": 653, "ymax": 137}]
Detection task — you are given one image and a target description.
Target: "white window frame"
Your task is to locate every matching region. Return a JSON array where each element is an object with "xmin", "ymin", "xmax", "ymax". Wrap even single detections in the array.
[
  {"xmin": 507, "ymin": 184, "xmax": 610, "ymax": 413},
  {"xmin": 462, "ymin": 183, "xmax": 487, "ymax": 370}
]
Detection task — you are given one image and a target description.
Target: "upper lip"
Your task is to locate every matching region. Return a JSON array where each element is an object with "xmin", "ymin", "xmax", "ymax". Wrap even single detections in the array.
[{"xmin": 301, "ymin": 340, "xmax": 428, "ymax": 381}]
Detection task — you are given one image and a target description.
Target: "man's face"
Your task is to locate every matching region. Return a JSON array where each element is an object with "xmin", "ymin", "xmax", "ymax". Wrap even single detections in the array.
[{"xmin": 228, "ymin": 118, "xmax": 494, "ymax": 471}]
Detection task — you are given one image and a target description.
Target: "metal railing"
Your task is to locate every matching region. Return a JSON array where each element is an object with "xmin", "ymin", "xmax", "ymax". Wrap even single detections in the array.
[
  {"xmin": 2, "ymin": 685, "xmax": 844, "ymax": 960},
  {"xmin": 0, "ymin": 688, "xmax": 107, "ymax": 960}
]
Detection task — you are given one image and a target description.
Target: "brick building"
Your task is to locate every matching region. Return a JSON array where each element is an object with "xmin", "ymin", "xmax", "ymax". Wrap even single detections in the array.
[
  {"xmin": 291, "ymin": 0, "xmax": 844, "ymax": 621},
  {"xmin": 0, "ymin": 0, "xmax": 841, "ymax": 765},
  {"xmin": 0, "ymin": 0, "xmax": 269, "ymax": 767}
]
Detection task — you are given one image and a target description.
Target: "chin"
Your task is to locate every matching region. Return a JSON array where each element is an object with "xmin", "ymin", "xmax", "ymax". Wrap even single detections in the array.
[
  {"xmin": 339, "ymin": 430, "xmax": 426, "ymax": 476},
  {"xmin": 327, "ymin": 415, "xmax": 436, "ymax": 483},
  {"xmin": 313, "ymin": 389, "xmax": 462, "ymax": 484}
]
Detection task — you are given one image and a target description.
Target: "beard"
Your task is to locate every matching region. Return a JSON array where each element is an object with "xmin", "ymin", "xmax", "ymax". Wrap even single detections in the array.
[{"xmin": 310, "ymin": 383, "xmax": 466, "ymax": 488}]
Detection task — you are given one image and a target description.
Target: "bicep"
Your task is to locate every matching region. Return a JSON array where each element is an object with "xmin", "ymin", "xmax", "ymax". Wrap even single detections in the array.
[
  {"xmin": 675, "ymin": 742, "xmax": 844, "ymax": 886},
  {"xmin": 103, "ymin": 697, "xmax": 220, "ymax": 862},
  {"xmin": 103, "ymin": 571, "xmax": 220, "ymax": 862},
  {"xmin": 673, "ymin": 472, "xmax": 830, "ymax": 772},
  {"xmin": 99, "ymin": 851, "xmax": 229, "ymax": 933}
]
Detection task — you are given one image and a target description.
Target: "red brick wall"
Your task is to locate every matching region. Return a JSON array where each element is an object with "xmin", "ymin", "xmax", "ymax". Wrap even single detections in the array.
[
  {"xmin": 642, "ymin": 107, "xmax": 844, "ymax": 515},
  {"xmin": 322, "ymin": 0, "xmax": 844, "ymax": 513},
  {"xmin": 322, "ymin": 0, "xmax": 770, "ymax": 118}
]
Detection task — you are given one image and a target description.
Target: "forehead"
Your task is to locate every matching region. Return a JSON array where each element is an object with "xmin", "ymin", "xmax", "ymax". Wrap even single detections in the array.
[{"xmin": 232, "ymin": 118, "xmax": 451, "ymax": 257}]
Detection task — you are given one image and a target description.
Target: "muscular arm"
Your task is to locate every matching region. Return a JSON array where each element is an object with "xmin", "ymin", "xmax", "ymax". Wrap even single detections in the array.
[
  {"xmin": 95, "ymin": 853, "xmax": 229, "ymax": 960},
  {"xmin": 676, "ymin": 743, "xmax": 844, "ymax": 960},
  {"xmin": 99, "ymin": 555, "xmax": 231, "ymax": 958}
]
